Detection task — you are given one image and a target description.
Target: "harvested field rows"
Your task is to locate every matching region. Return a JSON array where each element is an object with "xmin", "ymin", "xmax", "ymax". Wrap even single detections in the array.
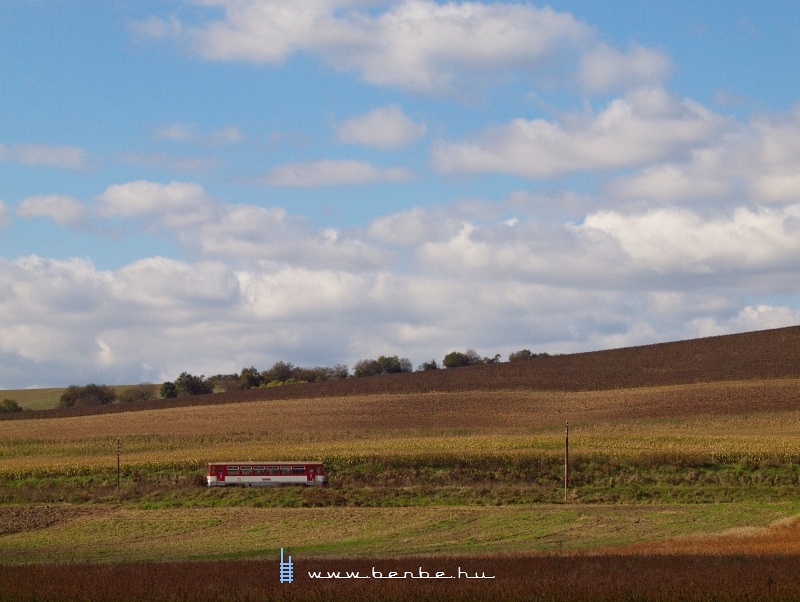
[
  {"xmin": 2, "ymin": 380, "xmax": 799, "ymax": 475},
  {"xmin": 3, "ymin": 380, "xmax": 799, "ymax": 440}
]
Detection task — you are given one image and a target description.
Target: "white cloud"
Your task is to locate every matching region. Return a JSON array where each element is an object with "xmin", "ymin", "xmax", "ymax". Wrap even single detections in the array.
[
  {"xmin": 335, "ymin": 105, "xmax": 426, "ymax": 149},
  {"xmin": 368, "ymin": 206, "xmax": 462, "ymax": 246},
  {"xmin": 193, "ymin": 203, "xmax": 389, "ymax": 269},
  {"xmin": 432, "ymin": 87, "xmax": 729, "ymax": 178},
  {"xmin": 262, "ymin": 159, "xmax": 413, "ymax": 187},
  {"xmin": 611, "ymin": 105, "xmax": 800, "ymax": 205},
  {"xmin": 95, "ymin": 180, "xmax": 214, "ymax": 226},
  {"xmin": 16, "ymin": 195, "xmax": 87, "ymax": 228},
  {"xmin": 154, "ymin": 123, "xmax": 245, "ymax": 145},
  {"xmin": 3, "ymin": 193, "xmax": 800, "ymax": 387},
  {"xmin": 136, "ymin": 1, "xmax": 601, "ymax": 93},
  {"xmin": 691, "ymin": 305, "xmax": 800, "ymax": 339},
  {"xmin": 90, "ymin": 180, "xmax": 390, "ymax": 269},
  {"xmin": 0, "ymin": 142, "xmax": 88, "ymax": 170},
  {"xmin": 579, "ymin": 204, "xmax": 800, "ymax": 274},
  {"xmin": 608, "ymin": 153, "xmax": 732, "ymax": 203},
  {"xmin": 321, "ymin": 1, "xmax": 591, "ymax": 93},
  {"xmin": 112, "ymin": 256, "xmax": 241, "ymax": 310},
  {"xmin": 578, "ymin": 42, "xmax": 673, "ymax": 93}
]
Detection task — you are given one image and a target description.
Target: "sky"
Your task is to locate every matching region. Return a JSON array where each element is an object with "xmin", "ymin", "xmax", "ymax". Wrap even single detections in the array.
[{"xmin": 1, "ymin": 1, "xmax": 799, "ymax": 389}]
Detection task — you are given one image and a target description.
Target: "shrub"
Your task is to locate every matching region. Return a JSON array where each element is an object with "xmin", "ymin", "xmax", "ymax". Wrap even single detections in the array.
[
  {"xmin": 0, "ymin": 398, "xmax": 22, "ymax": 413},
  {"xmin": 59, "ymin": 384, "xmax": 117, "ymax": 408},
  {"xmin": 353, "ymin": 359, "xmax": 382, "ymax": 377},
  {"xmin": 174, "ymin": 372, "xmax": 213, "ymax": 396},
  {"xmin": 418, "ymin": 359, "xmax": 439, "ymax": 371},
  {"xmin": 159, "ymin": 381, "xmax": 178, "ymax": 399},
  {"xmin": 443, "ymin": 351, "xmax": 471, "ymax": 368}
]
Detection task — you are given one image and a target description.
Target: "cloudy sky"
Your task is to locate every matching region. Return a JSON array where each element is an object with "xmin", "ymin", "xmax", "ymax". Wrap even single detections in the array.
[{"xmin": 2, "ymin": 1, "xmax": 799, "ymax": 388}]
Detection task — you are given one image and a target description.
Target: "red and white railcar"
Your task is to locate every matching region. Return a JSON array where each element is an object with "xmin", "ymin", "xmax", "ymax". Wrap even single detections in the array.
[{"xmin": 207, "ymin": 461, "xmax": 325, "ymax": 487}]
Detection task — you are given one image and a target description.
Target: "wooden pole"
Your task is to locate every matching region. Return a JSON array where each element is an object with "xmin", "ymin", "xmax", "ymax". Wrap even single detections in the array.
[
  {"xmin": 564, "ymin": 421, "xmax": 569, "ymax": 502},
  {"xmin": 117, "ymin": 437, "xmax": 120, "ymax": 493}
]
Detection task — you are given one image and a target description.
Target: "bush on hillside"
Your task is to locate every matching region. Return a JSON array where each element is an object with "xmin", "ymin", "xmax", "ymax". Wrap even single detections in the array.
[
  {"xmin": 59, "ymin": 384, "xmax": 117, "ymax": 408},
  {"xmin": 0, "ymin": 398, "xmax": 22, "ymax": 413}
]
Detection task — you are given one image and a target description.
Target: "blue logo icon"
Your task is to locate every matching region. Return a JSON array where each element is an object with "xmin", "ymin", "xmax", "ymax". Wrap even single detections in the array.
[{"xmin": 279, "ymin": 548, "xmax": 294, "ymax": 584}]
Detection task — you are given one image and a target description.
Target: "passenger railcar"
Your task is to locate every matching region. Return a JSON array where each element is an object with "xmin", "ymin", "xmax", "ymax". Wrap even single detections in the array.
[{"xmin": 207, "ymin": 461, "xmax": 325, "ymax": 487}]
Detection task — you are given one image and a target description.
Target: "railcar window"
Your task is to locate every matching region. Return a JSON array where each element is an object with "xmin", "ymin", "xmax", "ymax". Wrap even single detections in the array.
[
  {"xmin": 254, "ymin": 466, "xmax": 265, "ymax": 475},
  {"xmin": 280, "ymin": 466, "xmax": 292, "ymax": 475},
  {"xmin": 292, "ymin": 466, "xmax": 305, "ymax": 475},
  {"xmin": 227, "ymin": 466, "xmax": 239, "ymax": 475},
  {"xmin": 268, "ymin": 466, "xmax": 279, "ymax": 475},
  {"xmin": 240, "ymin": 466, "xmax": 252, "ymax": 475}
]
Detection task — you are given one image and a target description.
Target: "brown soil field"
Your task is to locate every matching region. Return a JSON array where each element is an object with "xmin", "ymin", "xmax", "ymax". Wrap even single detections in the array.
[
  {"xmin": 5, "ymin": 325, "xmax": 800, "ymax": 421},
  {"xmin": 2, "ymin": 379, "xmax": 799, "ymax": 443},
  {"xmin": 2, "ymin": 553, "xmax": 800, "ymax": 601}
]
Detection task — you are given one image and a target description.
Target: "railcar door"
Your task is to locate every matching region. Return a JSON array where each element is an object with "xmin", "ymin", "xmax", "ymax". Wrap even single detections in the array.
[
  {"xmin": 307, "ymin": 466, "xmax": 315, "ymax": 483},
  {"xmin": 217, "ymin": 465, "xmax": 225, "ymax": 483}
]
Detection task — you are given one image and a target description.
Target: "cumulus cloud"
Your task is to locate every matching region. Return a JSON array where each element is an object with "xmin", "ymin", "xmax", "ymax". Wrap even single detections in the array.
[
  {"xmin": 432, "ymin": 87, "xmax": 729, "ymax": 178},
  {"xmin": 335, "ymin": 105, "xmax": 426, "ymax": 149},
  {"xmin": 579, "ymin": 204, "xmax": 800, "ymax": 275},
  {"xmin": 79, "ymin": 180, "xmax": 388, "ymax": 270},
  {"xmin": 611, "ymin": 105, "xmax": 800, "ymax": 205},
  {"xmin": 133, "ymin": 1, "xmax": 601, "ymax": 93},
  {"xmin": 16, "ymin": 195, "xmax": 88, "ymax": 228},
  {"xmin": 368, "ymin": 206, "xmax": 463, "ymax": 246},
  {"xmin": 262, "ymin": 159, "xmax": 414, "ymax": 187},
  {"xmin": 95, "ymin": 180, "xmax": 215, "ymax": 227},
  {"xmin": 3, "ymin": 191, "xmax": 800, "ymax": 387},
  {"xmin": 0, "ymin": 142, "xmax": 88, "ymax": 170},
  {"xmin": 193, "ymin": 203, "xmax": 389, "ymax": 269},
  {"xmin": 578, "ymin": 42, "xmax": 673, "ymax": 93}
]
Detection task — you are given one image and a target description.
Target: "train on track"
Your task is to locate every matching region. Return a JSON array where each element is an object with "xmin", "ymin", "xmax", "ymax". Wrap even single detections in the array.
[{"xmin": 206, "ymin": 461, "xmax": 326, "ymax": 487}]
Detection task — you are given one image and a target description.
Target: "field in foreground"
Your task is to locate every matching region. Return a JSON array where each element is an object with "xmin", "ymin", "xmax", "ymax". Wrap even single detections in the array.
[{"xmin": 2, "ymin": 552, "xmax": 800, "ymax": 602}]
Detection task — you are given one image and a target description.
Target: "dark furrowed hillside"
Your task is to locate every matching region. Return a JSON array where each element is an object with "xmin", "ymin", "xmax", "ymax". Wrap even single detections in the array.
[{"xmin": 6, "ymin": 325, "xmax": 800, "ymax": 421}]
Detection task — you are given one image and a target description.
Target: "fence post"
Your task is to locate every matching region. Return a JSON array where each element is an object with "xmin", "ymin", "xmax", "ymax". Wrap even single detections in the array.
[{"xmin": 564, "ymin": 421, "xmax": 569, "ymax": 502}]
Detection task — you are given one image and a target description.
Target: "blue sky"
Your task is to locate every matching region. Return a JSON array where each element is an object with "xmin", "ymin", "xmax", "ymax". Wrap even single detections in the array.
[{"xmin": 1, "ymin": 1, "xmax": 799, "ymax": 388}]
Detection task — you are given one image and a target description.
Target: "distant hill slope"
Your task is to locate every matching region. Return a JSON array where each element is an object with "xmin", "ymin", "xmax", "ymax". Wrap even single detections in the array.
[{"xmin": 5, "ymin": 325, "xmax": 800, "ymax": 420}]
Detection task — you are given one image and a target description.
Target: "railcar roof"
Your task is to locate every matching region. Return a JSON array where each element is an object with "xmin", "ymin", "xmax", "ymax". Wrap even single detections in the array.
[{"xmin": 208, "ymin": 461, "xmax": 323, "ymax": 465}]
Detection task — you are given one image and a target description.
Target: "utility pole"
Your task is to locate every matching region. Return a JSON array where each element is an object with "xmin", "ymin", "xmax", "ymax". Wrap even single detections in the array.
[
  {"xmin": 117, "ymin": 437, "xmax": 121, "ymax": 494},
  {"xmin": 564, "ymin": 421, "xmax": 569, "ymax": 502}
]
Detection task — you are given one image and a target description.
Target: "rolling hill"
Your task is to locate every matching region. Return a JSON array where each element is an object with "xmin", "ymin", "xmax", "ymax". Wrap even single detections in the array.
[{"xmin": 3, "ymin": 324, "xmax": 799, "ymax": 420}]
